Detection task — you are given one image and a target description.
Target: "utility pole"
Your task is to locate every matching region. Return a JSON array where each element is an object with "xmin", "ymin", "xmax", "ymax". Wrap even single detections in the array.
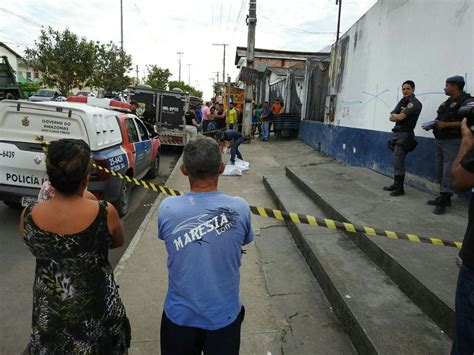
[
  {"xmin": 120, "ymin": 0, "xmax": 124, "ymax": 52},
  {"xmin": 212, "ymin": 71, "xmax": 220, "ymax": 84},
  {"xmin": 213, "ymin": 43, "xmax": 229, "ymax": 83},
  {"xmin": 135, "ymin": 65, "xmax": 139, "ymax": 85},
  {"xmin": 209, "ymin": 78, "xmax": 216, "ymax": 96},
  {"xmin": 177, "ymin": 52, "xmax": 184, "ymax": 82},
  {"xmin": 336, "ymin": 0, "xmax": 342, "ymax": 42},
  {"xmin": 243, "ymin": 0, "xmax": 256, "ymax": 139},
  {"xmin": 187, "ymin": 64, "xmax": 192, "ymax": 86}
]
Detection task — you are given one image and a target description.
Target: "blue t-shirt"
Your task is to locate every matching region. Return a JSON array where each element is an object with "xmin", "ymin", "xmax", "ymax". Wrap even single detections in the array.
[
  {"xmin": 158, "ymin": 191, "xmax": 254, "ymax": 330},
  {"xmin": 194, "ymin": 108, "xmax": 202, "ymax": 123}
]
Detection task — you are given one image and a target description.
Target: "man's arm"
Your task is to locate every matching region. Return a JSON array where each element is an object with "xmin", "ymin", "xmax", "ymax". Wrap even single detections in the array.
[
  {"xmin": 436, "ymin": 121, "xmax": 462, "ymax": 129},
  {"xmin": 452, "ymin": 118, "xmax": 474, "ymax": 190},
  {"xmin": 390, "ymin": 112, "xmax": 407, "ymax": 122}
]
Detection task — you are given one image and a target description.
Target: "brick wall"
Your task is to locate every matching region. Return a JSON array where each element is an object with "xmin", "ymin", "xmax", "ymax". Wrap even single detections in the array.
[{"xmin": 255, "ymin": 58, "xmax": 305, "ymax": 68}]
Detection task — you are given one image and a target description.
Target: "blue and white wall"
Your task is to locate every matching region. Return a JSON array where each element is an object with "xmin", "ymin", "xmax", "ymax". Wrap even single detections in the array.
[{"xmin": 300, "ymin": 0, "xmax": 474, "ymax": 183}]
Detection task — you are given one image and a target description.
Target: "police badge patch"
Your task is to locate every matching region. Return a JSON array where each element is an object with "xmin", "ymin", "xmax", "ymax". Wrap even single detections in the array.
[{"xmin": 407, "ymin": 103, "xmax": 414, "ymax": 109}]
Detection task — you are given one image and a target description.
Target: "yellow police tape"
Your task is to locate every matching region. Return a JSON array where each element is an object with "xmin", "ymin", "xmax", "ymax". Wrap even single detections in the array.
[
  {"xmin": 35, "ymin": 136, "xmax": 463, "ymax": 249},
  {"xmin": 92, "ymin": 162, "xmax": 463, "ymax": 249}
]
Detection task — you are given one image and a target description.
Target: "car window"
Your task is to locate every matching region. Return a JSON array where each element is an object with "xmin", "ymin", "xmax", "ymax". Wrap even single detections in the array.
[
  {"xmin": 124, "ymin": 118, "xmax": 140, "ymax": 143},
  {"xmin": 134, "ymin": 118, "xmax": 149, "ymax": 141}
]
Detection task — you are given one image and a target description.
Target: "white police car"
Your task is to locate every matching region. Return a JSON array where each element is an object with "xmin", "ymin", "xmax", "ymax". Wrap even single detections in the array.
[{"xmin": 0, "ymin": 97, "xmax": 160, "ymax": 216}]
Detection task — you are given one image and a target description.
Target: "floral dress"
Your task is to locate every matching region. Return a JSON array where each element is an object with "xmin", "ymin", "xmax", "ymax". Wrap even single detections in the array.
[{"xmin": 23, "ymin": 201, "xmax": 131, "ymax": 354}]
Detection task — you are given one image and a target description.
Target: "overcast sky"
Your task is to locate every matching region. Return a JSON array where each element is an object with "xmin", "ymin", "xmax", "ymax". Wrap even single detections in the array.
[{"xmin": 0, "ymin": 0, "xmax": 376, "ymax": 98}]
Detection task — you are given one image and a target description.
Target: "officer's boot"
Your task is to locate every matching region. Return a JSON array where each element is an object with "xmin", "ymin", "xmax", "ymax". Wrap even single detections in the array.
[
  {"xmin": 433, "ymin": 192, "xmax": 452, "ymax": 215},
  {"xmin": 383, "ymin": 177, "xmax": 397, "ymax": 191},
  {"xmin": 427, "ymin": 195, "xmax": 452, "ymax": 207},
  {"xmin": 390, "ymin": 175, "xmax": 405, "ymax": 196}
]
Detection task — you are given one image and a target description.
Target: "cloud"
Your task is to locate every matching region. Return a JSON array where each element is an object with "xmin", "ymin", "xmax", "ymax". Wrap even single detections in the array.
[{"xmin": 0, "ymin": 0, "xmax": 376, "ymax": 98}]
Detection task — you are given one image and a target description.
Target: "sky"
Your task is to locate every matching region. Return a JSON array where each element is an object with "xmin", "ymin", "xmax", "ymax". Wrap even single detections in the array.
[{"xmin": 0, "ymin": 0, "xmax": 377, "ymax": 99}]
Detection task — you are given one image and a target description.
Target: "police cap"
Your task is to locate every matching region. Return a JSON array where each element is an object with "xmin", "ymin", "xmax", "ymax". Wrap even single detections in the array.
[{"xmin": 446, "ymin": 75, "xmax": 465, "ymax": 89}]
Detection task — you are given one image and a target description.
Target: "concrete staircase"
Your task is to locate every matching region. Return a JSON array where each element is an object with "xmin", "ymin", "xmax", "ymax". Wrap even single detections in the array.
[{"xmin": 262, "ymin": 162, "xmax": 462, "ymax": 354}]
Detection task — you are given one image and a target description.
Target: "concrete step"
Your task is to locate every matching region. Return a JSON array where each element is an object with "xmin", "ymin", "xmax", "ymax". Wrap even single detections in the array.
[
  {"xmin": 257, "ymin": 225, "xmax": 356, "ymax": 354},
  {"xmin": 263, "ymin": 174, "xmax": 451, "ymax": 354},
  {"xmin": 285, "ymin": 164, "xmax": 462, "ymax": 337}
]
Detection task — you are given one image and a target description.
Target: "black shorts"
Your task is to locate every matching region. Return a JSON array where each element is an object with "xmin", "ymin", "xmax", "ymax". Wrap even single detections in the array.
[{"xmin": 160, "ymin": 306, "xmax": 245, "ymax": 355}]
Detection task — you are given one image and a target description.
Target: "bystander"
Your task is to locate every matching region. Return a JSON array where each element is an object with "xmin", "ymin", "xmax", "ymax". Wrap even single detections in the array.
[{"xmin": 158, "ymin": 136, "xmax": 253, "ymax": 355}]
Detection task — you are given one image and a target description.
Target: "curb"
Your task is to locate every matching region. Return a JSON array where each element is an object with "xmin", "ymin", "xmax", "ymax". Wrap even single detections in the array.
[{"xmin": 114, "ymin": 154, "xmax": 183, "ymax": 279}]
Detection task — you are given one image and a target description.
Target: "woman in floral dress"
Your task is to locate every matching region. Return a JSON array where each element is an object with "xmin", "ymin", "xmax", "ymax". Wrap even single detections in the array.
[{"xmin": 19, "ymin": 139, "xmax": 130, "ymax": 353}]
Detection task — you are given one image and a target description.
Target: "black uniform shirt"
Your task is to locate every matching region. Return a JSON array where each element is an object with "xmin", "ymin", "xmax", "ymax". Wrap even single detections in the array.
[
  {"xmin": 391, "ymin": 94, "xmax": 422, "ymax": 131},
  {"xmin": 459, "ymin": 146, "xmax": 474, "ymax": 267},
  {"xmin": 185, "ymin": 110, "xmax": 195, "ymax": 126},
  {"xmin": 433, "ymin": 92, "xmax": 471, "ymax": 140}
]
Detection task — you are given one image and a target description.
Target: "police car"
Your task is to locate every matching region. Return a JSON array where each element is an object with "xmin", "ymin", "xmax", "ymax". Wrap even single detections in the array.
[{"xmin": 0, "ymin": 97, "xmax": 161, "ymax": 216}]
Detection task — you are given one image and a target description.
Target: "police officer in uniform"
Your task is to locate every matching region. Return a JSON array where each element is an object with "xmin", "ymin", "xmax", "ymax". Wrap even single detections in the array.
[
  {"xmin": 383, "ymin": 80, "xmax": 422, "ymax": 196},
  {"xmin": 427, "ymin": 76, "xmax": 471, "ymax": 214}
]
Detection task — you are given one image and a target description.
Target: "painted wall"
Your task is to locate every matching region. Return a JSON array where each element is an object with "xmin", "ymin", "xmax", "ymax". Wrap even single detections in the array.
[
  {"xmin": 299, "ymin": 120, "xmax": 436, "ymax": 183},
  {"xmin": 299, "ymin": 0, "xmax": 473, "ymax": 183},
  {"xmin": 328, "ymin": 0, "xmax": 473, "ymax": 138}
]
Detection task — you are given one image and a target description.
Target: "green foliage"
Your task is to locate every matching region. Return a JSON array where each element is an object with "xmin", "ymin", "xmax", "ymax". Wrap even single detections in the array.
[
  {"xmin": 168, "ymin": 80, "xmax": 203, "ymax": 98},
  {"xmin": 19, "ymin": 81, "xmax": 42, "ymax": 96},
  {"xmin": 145, "ymin": 65, "xmax": 171, "ymax": 90},
  {"xmin": 24, "ymin": 27, "xmax": 96, "ymax": 96},
  {"xmin": 88, "ymin": 42, "xmax": 133, "ymax": 94}
]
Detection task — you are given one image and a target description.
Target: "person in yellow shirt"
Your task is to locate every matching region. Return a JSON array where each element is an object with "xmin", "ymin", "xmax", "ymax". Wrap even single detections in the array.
[{"xmin": 227, "ymin": 102, "xmax": 238, "ymax": 130}]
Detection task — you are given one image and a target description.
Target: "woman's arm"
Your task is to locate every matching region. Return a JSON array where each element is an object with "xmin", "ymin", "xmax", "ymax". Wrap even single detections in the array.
[{"xmin": 106, "ymin": 202, "xmax": 125, "ymax": 248}]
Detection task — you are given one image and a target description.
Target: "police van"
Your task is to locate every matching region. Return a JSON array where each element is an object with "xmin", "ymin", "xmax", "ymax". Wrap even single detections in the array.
[
  {"xmin": 127, "ymin": 86, "xmax": 190, "ymax": 146},
  {"xmin": 0, "ymin": 97, "xmax": 161, "ymax": 216}
]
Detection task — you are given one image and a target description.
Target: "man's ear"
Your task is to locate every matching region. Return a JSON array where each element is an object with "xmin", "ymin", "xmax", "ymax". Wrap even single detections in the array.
[
  {"xmin": 180, "ymin": 163, "xmax": 189, "ymax": 176},
  {"xmin": 218, "ymin": 162, "xmax": 225, "ymax": 174}
]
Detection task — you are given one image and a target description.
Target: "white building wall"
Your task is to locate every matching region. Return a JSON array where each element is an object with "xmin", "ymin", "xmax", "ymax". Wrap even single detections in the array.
[
  {"xmin": 0, "ymin": 47, "xmax": 19, "ymax": 72},
  {"xmin": 331, "ymin": 0, "xmax": 474, "ymax": 137}
]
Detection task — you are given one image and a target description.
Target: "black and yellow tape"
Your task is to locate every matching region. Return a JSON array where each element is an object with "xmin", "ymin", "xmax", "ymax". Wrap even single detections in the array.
[
  {"xmin": 92, "ymin": 163, "xmax": 463, "ymax": 249},
  {"xmin": 35, "ymin": 138, "xmax": 463, "ymax": 249}
]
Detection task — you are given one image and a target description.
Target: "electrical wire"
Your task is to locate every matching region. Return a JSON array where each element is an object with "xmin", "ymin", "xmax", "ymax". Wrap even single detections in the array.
[
  {"xmin": 0, "ymin": 8, "xmax": 43, "ymax": 27},
  {"xmin": 257, "ymin": 11, "xmax": 336, "ymax": 35}
]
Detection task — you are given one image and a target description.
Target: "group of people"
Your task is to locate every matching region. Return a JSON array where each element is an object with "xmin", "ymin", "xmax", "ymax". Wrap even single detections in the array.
[
  {"xmin": 17, "ymin": 73, "xmax": 474, "ymax": 353},
  {"xmin": 20, "ymin": 135, "xmax": 252, "ymax": 354},
  {"xmin": 385, "ymin": 76, "xmax": 474, "ymax": 353},
  {"xmin": 385, "ymin": 75, "xmax": 472, "ymax": 215},
  {"xmin": 184, "ymin": 101, "xmax": 239, "ymax": 138},
  {"xmin": 183, "ymin": 96, "xmax": 286, "ymax": 143}
]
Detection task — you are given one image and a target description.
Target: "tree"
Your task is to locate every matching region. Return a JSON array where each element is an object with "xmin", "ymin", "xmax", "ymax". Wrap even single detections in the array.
[
  {"xmin": 145, "ymin": 65, "xmax": 171, "ymax": 90},
  {"xmin": 168, "ymin": 81, "xmax": 203, "ymax": 98},
  {"xmin": 24, "ymin": 27, "xmax": 96, "ymax": 96},
  {"xmin": 88, "ymin": 42, "xmax": 133, "ymax": 94}
]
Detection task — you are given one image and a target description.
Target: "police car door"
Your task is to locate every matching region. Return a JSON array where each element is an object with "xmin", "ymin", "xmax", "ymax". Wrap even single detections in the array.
[{"xmin": 132, "ymin": 117, "xmax": 152, "ymax": 178}]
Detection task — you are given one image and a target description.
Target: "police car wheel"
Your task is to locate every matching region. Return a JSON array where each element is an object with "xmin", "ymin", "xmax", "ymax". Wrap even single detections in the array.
[
  {"xmin": 114, "ymin": 180, "xmax": 131, "ymax": 217},
  {"xmin": 146, "ymin": 155, "xmax": 160, "ymax": 179}
]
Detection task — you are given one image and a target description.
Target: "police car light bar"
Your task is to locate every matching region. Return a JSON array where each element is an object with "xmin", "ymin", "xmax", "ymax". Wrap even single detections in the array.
[{"xmin": 66, "ymin": 96, "xmax": 131, "ymax": 111}]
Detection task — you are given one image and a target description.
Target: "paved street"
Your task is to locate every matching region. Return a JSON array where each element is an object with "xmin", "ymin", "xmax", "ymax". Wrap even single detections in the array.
[{"xmin": 0, "ymin": 149, "xmax": 179, "ymax": 354}]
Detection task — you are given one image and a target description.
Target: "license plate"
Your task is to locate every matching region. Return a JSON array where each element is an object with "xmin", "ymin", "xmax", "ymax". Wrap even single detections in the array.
[{"xmin": 21, "ymin": 197, "xmax": 37, "ymax": 207}]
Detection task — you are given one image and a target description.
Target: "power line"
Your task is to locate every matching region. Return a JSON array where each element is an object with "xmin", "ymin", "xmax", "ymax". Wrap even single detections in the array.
[
  {"xmin": 225, "ymin": 3, "xmax": 233, "ymax": 31},
  {"xmin": 257, "ymin": 11, "xmax": 336, "ymax": 35},
  {"xmin": 0, "ymin": 8, "xmax": 43, "ymax": 27},
  {"xmin": 219, "ymin": 0, "xmax": 223, "ymax": 32}
]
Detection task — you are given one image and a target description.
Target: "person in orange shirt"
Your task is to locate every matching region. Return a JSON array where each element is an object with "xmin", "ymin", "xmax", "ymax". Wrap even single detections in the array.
[{"xmin": 271, "ymin": 97, "xmax": 284, "ymax": 115}]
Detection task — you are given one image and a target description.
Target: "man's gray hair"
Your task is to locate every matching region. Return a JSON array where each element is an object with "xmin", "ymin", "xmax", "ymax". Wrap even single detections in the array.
[{"xmin": 183, "ymin": 136, "xmax": 222, "ymax": 179}]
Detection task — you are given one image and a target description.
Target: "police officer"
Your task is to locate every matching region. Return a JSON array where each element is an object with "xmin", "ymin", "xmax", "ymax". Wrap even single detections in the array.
[
  {"xmin": 427, "ymin": 76, "xmax": 471, "ymax": 214},
  {"xmin": 383, "ymin": 80, "xmax": 422, "ymax": 196}
]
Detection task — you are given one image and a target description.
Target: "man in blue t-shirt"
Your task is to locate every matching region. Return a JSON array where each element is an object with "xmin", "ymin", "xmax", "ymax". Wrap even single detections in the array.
[{"xmin": 158, "ymin": 136, "xmax": 254, "ymax": 355}]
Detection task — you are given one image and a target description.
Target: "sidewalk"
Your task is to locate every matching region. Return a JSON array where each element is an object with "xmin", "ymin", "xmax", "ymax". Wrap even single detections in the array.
[{"xmin": 114, "ymin": 138, "xmax": 467, "ymax": 353}]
